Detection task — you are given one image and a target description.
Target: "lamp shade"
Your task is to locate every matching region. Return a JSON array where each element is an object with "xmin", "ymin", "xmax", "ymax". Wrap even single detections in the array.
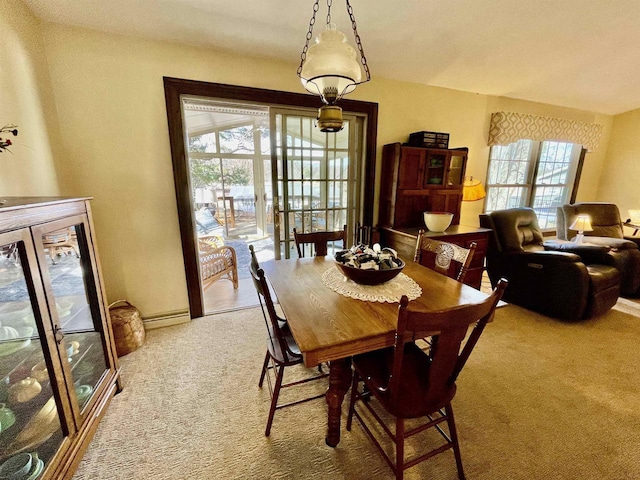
[
  {"xmin": 300, "ymin": 24, "xmax": 362, "ymax": 105},
  {"xmin": 569, "ymin": 215, "xmax": 593, "ymax": 232},
  {"xmin": 462, "ymin": 177, "xmax": 486, "ymax": 201}
]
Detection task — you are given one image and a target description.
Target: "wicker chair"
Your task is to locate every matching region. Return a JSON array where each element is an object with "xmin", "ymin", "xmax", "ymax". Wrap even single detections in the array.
[{"xmin": 198, "ymin": 239, "xmax": 238, "ymax": 290}]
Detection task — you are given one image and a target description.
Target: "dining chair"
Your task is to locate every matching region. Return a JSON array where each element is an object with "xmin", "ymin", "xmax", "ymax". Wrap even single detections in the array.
[
  {"xmin": 249, "ymin": 243, "xmax": 260, "ymax": 275},
  {"xmin": 414, "ymin": 230, "xmax": 477, "ymax": 284},
  {"xmin": 346, "ymin": 279, "xmax": 507, "ymax": 480},
  {"xmin": 293, "ymin": 224, "xmax": 348, "ymax": 257},
  {"xmin": 413, "ymin": 233, "xmax": 478, "ymax": 353},
  {"xmin": 251, "ymin": 244, "xmax": 326, "ymax": 377},
  {"xmin": 249, "ymin": 244, "xmax": 285, "ymax": 327},
  {"xmin": 354, "ymin": 222, "xmax": 379, "ymax": 247},
  {"xmin": 249, "ymin": 255, "xmax": 328, "ymax": 436}
]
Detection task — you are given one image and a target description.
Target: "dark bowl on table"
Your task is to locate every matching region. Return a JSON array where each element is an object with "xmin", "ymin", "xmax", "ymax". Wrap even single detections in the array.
[{"xmin": 335, "ymin": 259, "xmax": 405, "ymax": 286}]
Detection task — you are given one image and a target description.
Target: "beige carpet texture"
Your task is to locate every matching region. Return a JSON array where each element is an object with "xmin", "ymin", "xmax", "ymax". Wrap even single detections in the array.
[{"xmin": 72, "ymin": 298, "xmax": 640, "ymax": 480}]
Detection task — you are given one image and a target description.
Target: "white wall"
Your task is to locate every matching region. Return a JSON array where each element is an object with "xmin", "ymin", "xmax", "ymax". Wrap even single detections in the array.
[
  {"xmin": 0, "ymin": 1, "xmax": 61, "ymax": 195},
  {"xmin": 2, "ymin": 3, "xmax": 617, "ymax": 321},
  {"xmin": 596, "ymin": 109, "xmax": 640, "ymax": 230}
]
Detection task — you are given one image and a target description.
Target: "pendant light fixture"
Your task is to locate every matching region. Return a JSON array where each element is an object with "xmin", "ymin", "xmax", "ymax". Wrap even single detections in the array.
[{"xmin": 297, "ymin": 0, "xmax": 371, "ymax": 132}]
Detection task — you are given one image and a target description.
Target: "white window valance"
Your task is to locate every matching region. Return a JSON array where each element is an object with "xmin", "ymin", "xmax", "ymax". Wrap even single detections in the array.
[{"xmin": 487, "ymin": 111, "xmax": 603, "ymax": 152}]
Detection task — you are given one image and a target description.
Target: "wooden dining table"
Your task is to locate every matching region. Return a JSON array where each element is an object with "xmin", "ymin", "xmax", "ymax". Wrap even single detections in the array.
[{"xmin": 261, "ymin": 256, "xmax": 489, "ymax": 447}]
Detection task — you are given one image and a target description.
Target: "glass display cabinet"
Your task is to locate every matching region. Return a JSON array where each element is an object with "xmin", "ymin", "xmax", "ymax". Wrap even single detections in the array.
[{"xmin": 0, "ymin": 197, "xmax": 121, "ymax": 479}]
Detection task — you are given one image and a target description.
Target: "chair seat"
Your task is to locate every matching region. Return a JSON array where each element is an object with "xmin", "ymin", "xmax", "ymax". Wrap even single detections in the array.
[
  {"xmin": 353, "ymin": 342, "xmax": 456, "ymax": 419},
  {"xmin": 267, "ymin": 328, "xmax": 302, "ymax": 365}
]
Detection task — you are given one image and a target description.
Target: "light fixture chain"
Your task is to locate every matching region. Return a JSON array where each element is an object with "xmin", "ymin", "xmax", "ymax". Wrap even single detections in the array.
[
  {"xmin": 297, "ymin": 0, "xmax": 321, "ymax": 77},
  {"xmin": 346, "ymin": 0, "xmax": 371, "ymax": 81},
  {"xmin": 326, "ymin": 0, "xmax": 332, "ymax": 25}
]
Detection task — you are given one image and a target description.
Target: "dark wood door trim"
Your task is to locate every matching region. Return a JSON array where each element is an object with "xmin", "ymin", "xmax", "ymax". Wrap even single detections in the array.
[{"xmin": 163, "ymin": 77, "xmax": 378, "ymax": 318}]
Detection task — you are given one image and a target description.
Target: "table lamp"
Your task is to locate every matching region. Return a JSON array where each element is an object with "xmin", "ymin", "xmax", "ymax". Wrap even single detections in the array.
[
  {"xmin": 462, "ymin": 177, "xmax": 486, "ymax": 201},
  {"xmin": 569, "ymin": 214, "xmax": 593, "ymax": 244}
]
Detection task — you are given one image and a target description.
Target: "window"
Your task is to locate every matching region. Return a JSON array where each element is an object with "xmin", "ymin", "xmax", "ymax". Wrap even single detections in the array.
[{"xmin": 485, "ymin": 139, "xmax": 583, "ymax": 229}]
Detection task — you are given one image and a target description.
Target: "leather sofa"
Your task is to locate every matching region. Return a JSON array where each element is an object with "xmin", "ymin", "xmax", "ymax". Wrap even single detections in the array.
[
  {"xmin": 557, "ymin": 203, "xmax": 640, "ymax": 296},
  {"xmin": 480, "ymin": 208, "xmax": 620, "ymax": 320}
]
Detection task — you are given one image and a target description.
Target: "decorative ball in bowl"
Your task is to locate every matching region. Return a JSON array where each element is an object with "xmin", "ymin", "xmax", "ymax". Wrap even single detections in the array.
[
  {"xmin": 423, "ymin": 211, "xmax": 453, "ymax": 232},
  {"xmin": 334, "ymin": 244, "xmax": 405, "ymax": 285}
]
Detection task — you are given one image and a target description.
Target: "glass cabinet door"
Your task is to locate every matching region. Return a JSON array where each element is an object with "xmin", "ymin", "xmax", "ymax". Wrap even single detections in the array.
[
  {"xmin": 34, "ymin": 216, "xmax": 111, "ymax": 422},
  {"xmin": 0, "ymin": 230, "xmax": 65, "ymax": 475},
  {"xmin": 447, "ymin": 152, "xmax": 466, "ymax": 186},
  {"xmin": 424, "ymin": 152, "xmax": 446, "ymax": 186}
]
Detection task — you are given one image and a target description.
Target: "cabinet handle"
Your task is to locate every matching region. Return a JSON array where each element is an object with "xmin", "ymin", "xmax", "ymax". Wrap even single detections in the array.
[{"xmin": 54, "ymin": 325, "xmax": 64, "ymax": 344}]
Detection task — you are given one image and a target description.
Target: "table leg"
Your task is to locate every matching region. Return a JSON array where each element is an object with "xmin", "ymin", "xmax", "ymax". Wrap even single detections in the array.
[{"xmin": 325, "ymin": 357, "xmax": 352, "ymax": 447}]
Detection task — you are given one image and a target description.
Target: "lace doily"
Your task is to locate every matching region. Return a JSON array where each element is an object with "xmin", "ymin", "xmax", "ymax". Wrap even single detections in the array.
[{"xmin": 322, "ymin": 267, "xmax": 422, "ymax": 303}]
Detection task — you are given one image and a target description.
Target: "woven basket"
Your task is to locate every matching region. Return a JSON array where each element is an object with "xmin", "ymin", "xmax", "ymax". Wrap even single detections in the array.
[{"xmin": 108, "ymin": 300, "xmax": 145, "ymax": 356}]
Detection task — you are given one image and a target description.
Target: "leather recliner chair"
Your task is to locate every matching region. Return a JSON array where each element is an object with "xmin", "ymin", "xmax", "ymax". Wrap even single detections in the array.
[
  {"xmin": 480, "ymin": 208, "xmax": 620, "ymax": 320},
  {"xmin": 557, "ymin": 203, "xmax": 640, "ymax": 296}
]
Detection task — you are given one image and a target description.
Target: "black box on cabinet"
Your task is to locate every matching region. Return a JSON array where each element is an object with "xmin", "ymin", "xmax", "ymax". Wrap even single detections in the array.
[{"xmin": 408, "ymin": 131, "xmax": 450, "ymax": 149}]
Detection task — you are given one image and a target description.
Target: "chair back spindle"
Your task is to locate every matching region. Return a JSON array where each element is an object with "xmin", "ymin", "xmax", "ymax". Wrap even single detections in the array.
[{"xmin": 354, "ymin": 222, "xmax": 376, "ymax": 246}]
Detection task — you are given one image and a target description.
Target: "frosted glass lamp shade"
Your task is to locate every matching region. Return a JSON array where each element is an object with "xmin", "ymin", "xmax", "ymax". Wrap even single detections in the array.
[{"xmin": 300, "ymin": 24, "xmax": 362, "ymax": 104}]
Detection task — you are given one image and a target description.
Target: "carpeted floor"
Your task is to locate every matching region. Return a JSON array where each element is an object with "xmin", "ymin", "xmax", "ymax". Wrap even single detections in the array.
[{"xmin": 72, "ymin": 299, "xmax": 640, "ymax": 480}]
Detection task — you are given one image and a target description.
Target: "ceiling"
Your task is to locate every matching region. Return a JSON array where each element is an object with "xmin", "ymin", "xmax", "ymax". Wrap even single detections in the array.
[{"xmin": 22, "ymin": 0, "xmax": 640, "ymax": 115}]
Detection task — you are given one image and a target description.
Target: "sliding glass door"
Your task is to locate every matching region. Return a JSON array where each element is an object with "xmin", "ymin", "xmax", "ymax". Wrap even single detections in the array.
[
  {"xmin": 166, "ymin": 79, "xmax": 377, "ymax": 317},
  {"xmin": 269, "ymin": 109, "xmax": 364, "ymax": 259},
  {"xmin": 185, "ymin": 99, "xmax": 271, "ymax": 242}
]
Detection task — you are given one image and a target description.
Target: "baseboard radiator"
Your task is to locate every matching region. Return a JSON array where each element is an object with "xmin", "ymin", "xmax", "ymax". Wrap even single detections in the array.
[{"xmin": 142, "ymin": 309, "xmax": 191, "ymax": 330}]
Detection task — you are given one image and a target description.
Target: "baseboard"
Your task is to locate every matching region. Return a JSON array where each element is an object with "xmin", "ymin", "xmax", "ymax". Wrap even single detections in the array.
[{"xmin": 142, "ymin": 309, "xmax": 191, "ymax": 330}]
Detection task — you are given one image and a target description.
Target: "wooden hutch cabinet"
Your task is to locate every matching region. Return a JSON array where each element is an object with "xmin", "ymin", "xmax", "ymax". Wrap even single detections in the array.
[
  {"xmin": 378, "ymin": 143, "xmax": 490, "ymax": 290},
  {"xmin": 0, "ymin": 197, "xmax": 121, "ymax": 479},
  {"xmin": 379, "ymin": 143, "xmax": 468, "ymax": 228}
]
